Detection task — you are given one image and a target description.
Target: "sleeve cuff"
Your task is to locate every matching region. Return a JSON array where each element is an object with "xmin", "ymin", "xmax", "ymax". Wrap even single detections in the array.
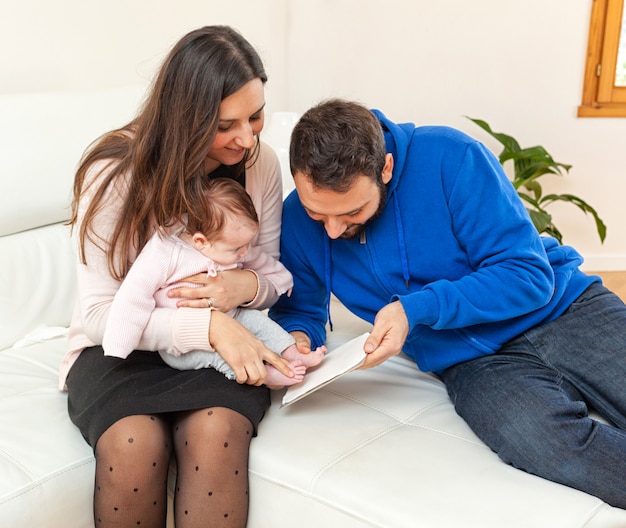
[
  {"xmin": 392, "ymin": 289, "xmax": 440, "ymax": 330},
  {"xmin": 241, "ymin": 269, "xmax": 270, "ymax": 309},
  {"xmin": 172, "ymin": 307, "xmax": 213, "ymax": 355}
]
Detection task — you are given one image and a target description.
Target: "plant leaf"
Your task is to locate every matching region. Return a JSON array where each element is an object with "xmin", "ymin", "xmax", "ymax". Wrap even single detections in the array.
[
  {"xmin": 526, "ymin": 208, "xmax": 554, "ymax": 235},
  {"xmin": 466, "ymin": 117, "xmax": 606, "ymax": 244},
  {"xmin": 520, "ymin": 180, "xmax": 543, "ymax": 201},
  {"xmin": 465, "ymin": 117, "xmax": 521, "ymax": 161},
  {"xmin": 540, "ymin": 194, "xmax": 607, "ymax": 242}
]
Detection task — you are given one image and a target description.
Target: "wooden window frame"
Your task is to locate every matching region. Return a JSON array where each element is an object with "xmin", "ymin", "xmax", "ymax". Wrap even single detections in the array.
[{"xmin": 578, "ymin": 0, "xmax": 626, "ymax": 117}]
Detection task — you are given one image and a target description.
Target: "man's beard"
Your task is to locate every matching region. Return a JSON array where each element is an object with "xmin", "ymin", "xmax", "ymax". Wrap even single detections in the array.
[{"xmin": 339, "ymin": 181, "xmax": 388, "ymax": 240}]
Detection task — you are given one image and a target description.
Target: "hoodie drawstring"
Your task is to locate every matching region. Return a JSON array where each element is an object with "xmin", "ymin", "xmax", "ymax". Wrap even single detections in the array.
[
  {"xmin": 393, "ymin": 193, "xmax": 410, "ymax": 288},
  {"xmin": 324, "ymin": 235, "xmax": 334, "ymax": 331}
]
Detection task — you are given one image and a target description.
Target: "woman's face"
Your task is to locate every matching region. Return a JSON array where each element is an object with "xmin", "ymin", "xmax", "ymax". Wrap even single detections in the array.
[{"xmin": 205, "ymin": 78, "xmax": 265, "ymax": 172}]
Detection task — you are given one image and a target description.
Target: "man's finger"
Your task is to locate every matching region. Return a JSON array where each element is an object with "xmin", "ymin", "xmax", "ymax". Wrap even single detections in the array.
[{"xmin": 364, "ymin": 331, "xmax": 383, "ymax": 354}]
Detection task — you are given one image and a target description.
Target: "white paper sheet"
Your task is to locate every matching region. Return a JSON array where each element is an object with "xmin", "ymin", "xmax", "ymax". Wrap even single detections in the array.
[{"xmin": 281, "ymin": 332, "xmax": 370, "ymax": 408}]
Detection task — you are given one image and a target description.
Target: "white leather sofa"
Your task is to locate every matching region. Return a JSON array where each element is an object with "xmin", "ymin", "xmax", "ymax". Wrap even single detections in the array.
[{"xmin": 2, "ymin": 88, "xmax": 625, "ymax": 528}]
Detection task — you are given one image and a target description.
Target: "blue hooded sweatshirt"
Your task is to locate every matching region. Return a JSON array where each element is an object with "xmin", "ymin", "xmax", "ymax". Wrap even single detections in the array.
[{"xmin": 269, "ymin": 110, "xmax": 598, "ymax": 373}]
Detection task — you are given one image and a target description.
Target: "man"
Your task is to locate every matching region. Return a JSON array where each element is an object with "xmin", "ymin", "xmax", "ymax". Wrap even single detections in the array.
[{"xmin": 269, "ymin": 99, "xmax": 626, "ymax": 508}]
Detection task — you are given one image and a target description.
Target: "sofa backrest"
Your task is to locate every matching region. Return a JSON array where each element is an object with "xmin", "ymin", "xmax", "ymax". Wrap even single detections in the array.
[{"xmin": 0, "ymin": 87, "xmax": 145, "ymax": 349}]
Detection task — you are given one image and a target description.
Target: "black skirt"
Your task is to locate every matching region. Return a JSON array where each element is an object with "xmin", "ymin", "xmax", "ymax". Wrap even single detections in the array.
[{"xmin": 66, "ymin": 346, "xmax": 271, "ymax": 448}]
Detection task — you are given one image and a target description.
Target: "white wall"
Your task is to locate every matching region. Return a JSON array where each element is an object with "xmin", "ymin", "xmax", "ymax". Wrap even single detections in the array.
[
  {"xmin": 0, "ymin": 0, "xmax": 288, "ymax": 114},
  {"xmin": 2, "ymin": 0, "xmax": 624, "ymax": 269}
]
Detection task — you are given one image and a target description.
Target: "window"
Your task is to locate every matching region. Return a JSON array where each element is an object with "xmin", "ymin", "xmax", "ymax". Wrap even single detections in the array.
[{"xmin": 579, "ymin": 0, "xmax": 626, "ymax": 117}]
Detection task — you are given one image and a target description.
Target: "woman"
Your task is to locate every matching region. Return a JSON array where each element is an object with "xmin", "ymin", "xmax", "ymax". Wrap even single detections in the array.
[{"xmin": 61, "ymin": 26, "xmax": 294, "ymax": 527}]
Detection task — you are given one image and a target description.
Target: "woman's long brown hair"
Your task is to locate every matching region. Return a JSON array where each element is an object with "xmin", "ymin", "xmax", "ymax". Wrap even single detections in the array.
[{"xmin": 69, "ymin": 25, "xmax": 267, "ymax": 280}]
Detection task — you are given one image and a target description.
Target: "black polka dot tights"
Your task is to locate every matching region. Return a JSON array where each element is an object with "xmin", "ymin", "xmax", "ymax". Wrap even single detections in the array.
[{"xmin": 93, "ymin": 408, "xmax": 253, "ymax": 527}]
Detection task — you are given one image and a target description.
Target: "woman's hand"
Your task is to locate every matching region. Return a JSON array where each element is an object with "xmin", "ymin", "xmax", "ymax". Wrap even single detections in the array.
[
  {"xmin": 209, "ymin": 310, "xmax": 296, "ymax": 385},
  {"xmin": 361, "ymin": 300, "xmax": 409, "ymax": 369},
  {"xmin": 168, "ymin": 268, "xmax": 258, "ymax": 312}
]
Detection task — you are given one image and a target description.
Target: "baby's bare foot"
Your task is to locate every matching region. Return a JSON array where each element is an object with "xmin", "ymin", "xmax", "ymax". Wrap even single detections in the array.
[
  {"xmin": 265, "ymin": 359, "xmax": 305, "ymax": 388},
  {"xmin": 282, "ymin": 343, "xmax": 327, "ymax": 368}
]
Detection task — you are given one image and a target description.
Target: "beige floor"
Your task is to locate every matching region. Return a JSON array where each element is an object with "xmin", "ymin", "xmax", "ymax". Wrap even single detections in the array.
[{"xmin": 590, "ymin": 271, "xmax": 626, "ymax": 301}]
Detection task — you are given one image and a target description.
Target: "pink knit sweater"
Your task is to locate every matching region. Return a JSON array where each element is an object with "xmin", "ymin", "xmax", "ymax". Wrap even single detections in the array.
[{"xmin": 101, "ymin": 229, "xmax": 293, "ymax": 359}]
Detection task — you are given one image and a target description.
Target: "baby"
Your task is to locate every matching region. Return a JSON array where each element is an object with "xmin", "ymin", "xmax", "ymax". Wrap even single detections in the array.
[{"xmin": 103, "ymin": 177, "xmax": 325, "ymax": 386}]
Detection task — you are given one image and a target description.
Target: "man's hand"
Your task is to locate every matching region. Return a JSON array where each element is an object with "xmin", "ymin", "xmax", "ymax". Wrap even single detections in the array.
[
  {"xmin": 290, "ymin": 330, "xmax": 313, "ymax": 355},
  {"xmin": 361, "ymin": 300, "xmax": 409, "ymax": 369}
]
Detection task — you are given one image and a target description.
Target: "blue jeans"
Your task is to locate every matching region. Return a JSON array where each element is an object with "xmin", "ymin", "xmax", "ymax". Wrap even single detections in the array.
[{"xmin": 441, "ymin": 282, "xmax": 626, "ymax": 508}]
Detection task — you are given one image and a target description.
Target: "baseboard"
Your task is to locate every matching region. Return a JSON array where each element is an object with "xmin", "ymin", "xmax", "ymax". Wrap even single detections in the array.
[{"xmin": 579, "ymin": 254, "xmax": 626, "ymax": 272}]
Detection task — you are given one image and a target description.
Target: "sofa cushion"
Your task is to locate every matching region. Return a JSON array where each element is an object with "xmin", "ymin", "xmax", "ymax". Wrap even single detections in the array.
[
  {"xmin": 0, "ymin": 223, "xmax": 76, "ymax": 350},
  {"xmin": 0, "ymin": 337, "xmax": 94, "ymax": 528}
]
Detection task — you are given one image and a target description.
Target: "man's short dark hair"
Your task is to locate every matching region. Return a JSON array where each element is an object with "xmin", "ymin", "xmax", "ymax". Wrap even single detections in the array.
[{"xmin": 289, "ymin": 99, "xmax": 387, "ymax": 192}]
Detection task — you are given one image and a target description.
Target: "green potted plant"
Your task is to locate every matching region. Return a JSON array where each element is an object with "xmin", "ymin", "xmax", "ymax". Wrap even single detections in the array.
[{"xmin": 467, "ymin": 117, "xmax": 606, "ymax": 245}]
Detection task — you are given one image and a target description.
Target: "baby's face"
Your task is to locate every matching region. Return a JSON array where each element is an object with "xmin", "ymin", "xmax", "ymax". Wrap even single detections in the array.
[{"xmin": 200, "ymin": 218, "xmax": 258, "ymax": 266}]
